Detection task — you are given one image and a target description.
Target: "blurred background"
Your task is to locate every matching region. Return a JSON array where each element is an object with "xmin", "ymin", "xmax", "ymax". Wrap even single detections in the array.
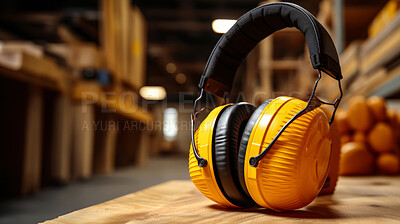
[{"xmin": 0, "ymin": 0, "xmax": 400, "ymax": 223}]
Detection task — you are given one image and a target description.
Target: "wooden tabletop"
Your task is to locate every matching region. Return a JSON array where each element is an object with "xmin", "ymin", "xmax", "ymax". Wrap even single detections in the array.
[{"xmin": 42, "ymin": 176, "xmax": 400, "ymax": 224}]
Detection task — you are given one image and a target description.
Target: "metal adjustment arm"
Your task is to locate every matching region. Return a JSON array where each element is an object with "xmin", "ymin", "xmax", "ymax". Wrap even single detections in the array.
[
  {"xmin": 191, "ymin": 89, "xmax": 208, "ymax": 167},
  {"xmin": 321, "ymin": 79, "xmax": 343, "ymax": 125},
  {"xmin": 249, "ymin": 69, "xmax": 343, "ymax": 167}
]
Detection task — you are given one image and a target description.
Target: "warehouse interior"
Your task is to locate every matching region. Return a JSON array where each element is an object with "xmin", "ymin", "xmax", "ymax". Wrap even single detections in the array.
[{"xmin": 1, "ymin": 0, "xmax": 400, "ymax": 223}]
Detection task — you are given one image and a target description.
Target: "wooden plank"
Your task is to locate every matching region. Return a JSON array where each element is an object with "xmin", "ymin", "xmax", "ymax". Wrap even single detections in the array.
[
  {"xmin": 128, "ymin": 6, "xmax": 147, "ymax": 89},
  {"xmin": 258, "ymin": 36, "xmax": 273, "ymax": 98},
  {"xmin": 100, "ymin": 0, "xmax": 118, "ymax": 83},
  {"xmin": 342, "ymin": 68, "xmax": 386, "ymax": 103},
  {"xmin": 73, "ymin": 80, "xmax": 153, "ymax": 124},
  {"xmin": 370, "ymin": 63, "xmax": 400, "ymax": 97},
  {"xmin": 0, "ymin": 51, "xmax": 65, "ymax": 91},
  {"xmin": 340, "ymin": 41, "xmax": 362, "ymax": 81},
  {"xmin": 58, "ymin": 25, "xmax": 84, "ymax": 44},
  {"xmin": 112, "ymin": 104, "xmax": 153, "ymax": 123},
  {"xmin": 46, "ymin": 43, "xmax": 101, "ymax": 69},
  {"xmin": 360, "ymin": 12, "xmax": 400, "ymax": 75},
  {"xmin": 0, "ymin": 41, "xmax": 43, "ymax": 58},
  {"xmin": 71, "ymin": 103, "xmax": 95, "ymax": 179},
  {"xmin": 259, "ymin": 59, "xmax": 301, "ymax": 71},
  {"xmin": 50, "ymin": 94, "xmax": 73, "ymax": 183},
  {"xmin": 344, "ymin": 62, "xmax": 400, "ymax": 102},
  {"xmin": 244, "ymin": 46, "xmax": 260, "ymax": 104},
  {"xmin": 100, "ymin": 0, "xmax": 147, "ymax": 88},
  {"xmin": 114, "ymin": 119, "xmax": 141, "ymax": 167},
  {"xmin": 93, "ymin": 108, "xmax": 118, "ymax": 174},
  {"xmin": 21, "ymin": 85, "xmax": 43, "ymax": 195},
  {"xmin": 0, "ymin": 66, "xmax": 59, "ymax": 91},
  {"xmin": 113, "ymin": 115, "xmax": 149, "ymax": 167},
  {"xmin": 40, "ymin": 90, "xmax": 57, "ymax": 187},
  {"xmin": 0, "ymin": 76, "xmax": 28, "ymax": 197},
  {"xmin": 120, "ymin": 0, "xmax": 130, "ymax": 83},
  {"xmin": 317, "ymin": 0, "xmax": 333, "ymax": 29},
  {"xmin": 135, "ymin": 130, "xmax": 150, "ymax": 166},
  {"xmin": 43, "ymin": 177, "xmax": 400, "ymax": 224}
]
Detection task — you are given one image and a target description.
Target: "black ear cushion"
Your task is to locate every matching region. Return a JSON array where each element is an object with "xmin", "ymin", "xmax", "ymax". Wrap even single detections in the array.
[
  {"xmin": 237, "ymin": 99, "xmax": 273, "ymax": 197},
  {"xmin": 214, "ymin": 102, "xmax": 256, "ymax": 207}
]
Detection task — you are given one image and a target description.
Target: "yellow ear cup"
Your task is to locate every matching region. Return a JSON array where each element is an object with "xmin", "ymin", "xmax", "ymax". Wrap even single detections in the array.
[
  {"xmin": 244, "ymin": 97, "xmax": 331, "ymax": 211},
  {"xmin": 319, "ymin": 105, "xmax": 341, "ymax": 195},
  {"xmin": 188, "ymin": 104, "xmax": 237, "ymax": 207}
]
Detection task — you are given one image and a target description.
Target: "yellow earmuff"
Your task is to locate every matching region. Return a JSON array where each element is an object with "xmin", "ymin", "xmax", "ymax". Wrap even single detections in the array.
[
  {"xmin": 243, "ymin": 97, "xmax": 331, "ymax": 211},
  {"xmin": 189, "ymin": 2, "xmax": 343, "ymax": 211},
  {"xmin": 189, "ymin": 104, "xmax": 237, "ymax": 207},
  {"xmin": 189, "ymin": 97, "xmax": 331, "ymax": 211}
]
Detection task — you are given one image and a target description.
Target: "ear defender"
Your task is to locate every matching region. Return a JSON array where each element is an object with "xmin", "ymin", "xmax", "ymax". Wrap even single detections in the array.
[
  {"xmin": 189, "ymin": 103, "xmax": 257, "ymax": 207},
  {"xmin": 189, "ymin": 2, "xmax": 343, "ymax": 212},
  {"xmin": 189, "ymin": 97, "xmax": 332, "ymax": 211},
  {"xmin": 241, "ymin": 97, "xmax": 331, "ymax": 211}
]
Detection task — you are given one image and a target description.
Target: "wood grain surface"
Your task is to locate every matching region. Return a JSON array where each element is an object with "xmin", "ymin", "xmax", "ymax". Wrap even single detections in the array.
[{"xmin": 42, "ymin": 176, "xmax": 400, "ymax": 224}]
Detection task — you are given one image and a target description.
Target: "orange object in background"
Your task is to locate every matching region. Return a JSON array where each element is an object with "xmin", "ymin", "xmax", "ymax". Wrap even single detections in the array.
[
  {"xmin": 340, "ymin": 134, "xmax": 351, "ymax": 144},
  {"xmin": 339, "ymin": 142, "xmax": 374, "ymax": 175},
  {"xmin": 368, "ymin": 122, "xmax": 394, "ymax": 153},
  {"xmin": 353, "ymin": 131, "xmax": 366, "ymax": 143},
  {"xmin": 347, "ymin": 96, "xmax": 373, "ymax": 131},
  {"xmin": 338, "ymin": 95, "xmax": 400, "ymax": 176},
  {"xmin": 387, "ymin": 108, "xmax": 398, "ymax": 124},
  {"xmin": 367, "ymin": 96, "xmax": 387, "ymax": 121},
  {"xmin": 376, "ymin": 153, "xmax": 400, "ymax": 174},
  {"xmin": 335, "ymin": 110, "xmax": 350, "ymax": 133},
  {"xmin": 387, "ymin": 108, "xmax": 400, "ymax": 143}
]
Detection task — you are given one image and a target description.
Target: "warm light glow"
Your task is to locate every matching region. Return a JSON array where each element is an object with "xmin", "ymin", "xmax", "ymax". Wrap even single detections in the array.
[
  {"xmin": 165, "ymin": 63, "xmax": 177, "ymax": 74},
  {"xmin": 163, "ymin": 108, "xmax": 178, "ymax": 141},
  {"xmin": 139, "ymin": 86, "xmax": 166, "ymax": 100},
  {"xmin": 212, "ymin": 19, "xmax": 237, "ymax": 34},
  {"xmin": 175, "ymin": 73, "xmax": 187, "ymax": 84}
]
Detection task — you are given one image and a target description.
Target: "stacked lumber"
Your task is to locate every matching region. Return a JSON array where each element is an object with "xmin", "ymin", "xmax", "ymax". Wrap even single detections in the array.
[
  {"xmin": 0, "ymin": 36, "xmax": 152, "ymax": 196},
  {"xmin": 369, "ymin": 0, "xmax": 400, "ymax": 37},
  {"xmin": 0, "ymin": 41, "xmax": 67, "ymax": 91},
  {"xmin": 100, "ymin": 0, "xmax": 147, "ymax": 89},
  {"xmin": 320, "ymin": 9, "xmax": 400, "ymax": 102}
]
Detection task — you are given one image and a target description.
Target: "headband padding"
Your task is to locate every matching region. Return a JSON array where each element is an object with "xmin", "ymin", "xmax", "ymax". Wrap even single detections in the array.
[
  {"xmin": 214, "ymin": 102, "xmax": 256, "ymax": 207},
  {"xmin": 237, "ymin": 99, "xmax": 273, "ymax": 196},
  {"xmin": 199, "ymin": 2, "xmax": 342, "ymax": 97}
]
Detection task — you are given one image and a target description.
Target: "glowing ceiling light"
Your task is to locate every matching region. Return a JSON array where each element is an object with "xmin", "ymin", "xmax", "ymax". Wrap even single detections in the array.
[
  {"xmin": 166, "ymin": 63, "xmax": 177, "ymax": 74},
  {"xmin": 139, "ymin": 86, "xmax": 167, "ymax": 100},
  {"xmin": 175, "ymin": 73, "xmax": 187, "ymax": 84},
  {"xmin": 212, "ymin": 19, "xmax": 237, "ymax": 34}
]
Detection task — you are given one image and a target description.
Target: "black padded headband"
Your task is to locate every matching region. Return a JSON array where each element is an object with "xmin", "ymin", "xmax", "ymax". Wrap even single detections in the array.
[{"xmin": 199, "ymin": 2, "xmax": 342, "ymax": 97}]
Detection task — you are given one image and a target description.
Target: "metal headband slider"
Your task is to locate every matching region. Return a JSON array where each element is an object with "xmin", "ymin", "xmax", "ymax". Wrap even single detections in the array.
[
  {"xmin": 249, "ymin": 69, "xmax": 342, "ymax": 167},
  {"xmin": 191, "ymin": 89, "xmax": 208, "ymax": 167}
]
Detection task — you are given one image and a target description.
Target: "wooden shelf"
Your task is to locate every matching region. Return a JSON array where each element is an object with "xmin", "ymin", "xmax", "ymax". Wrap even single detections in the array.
[
  {"xmin": 320, "ymin": 9, "xmax": 400, "ymax": 102},
  {"xmin": 360, "ymin": 12, "xmax": 400, "ymax": 76},
  {"xmin": 259, "ymin": 59, "xmax": 301, "ymax": 71},
  {"xmin": 101, "ymin": 0, "xmax": 147, "ymax": 89},
  {"xmin": 0, "ymin": 51, "xmax": 68, "ymax": 92},
  {"xmin": 342, "ymin": 63, "xmax": 400, "ymax": 102},
  {"xmin": 72, "ymin": 80, "xmax": 154, "ymax": 123},
  {"xmin": 371, "ymin": 64, "xmax": 400, "ymax": 97},
  {"xmin": 0, "ymin": 41, "xmax": 153, "ymax": 195}
]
